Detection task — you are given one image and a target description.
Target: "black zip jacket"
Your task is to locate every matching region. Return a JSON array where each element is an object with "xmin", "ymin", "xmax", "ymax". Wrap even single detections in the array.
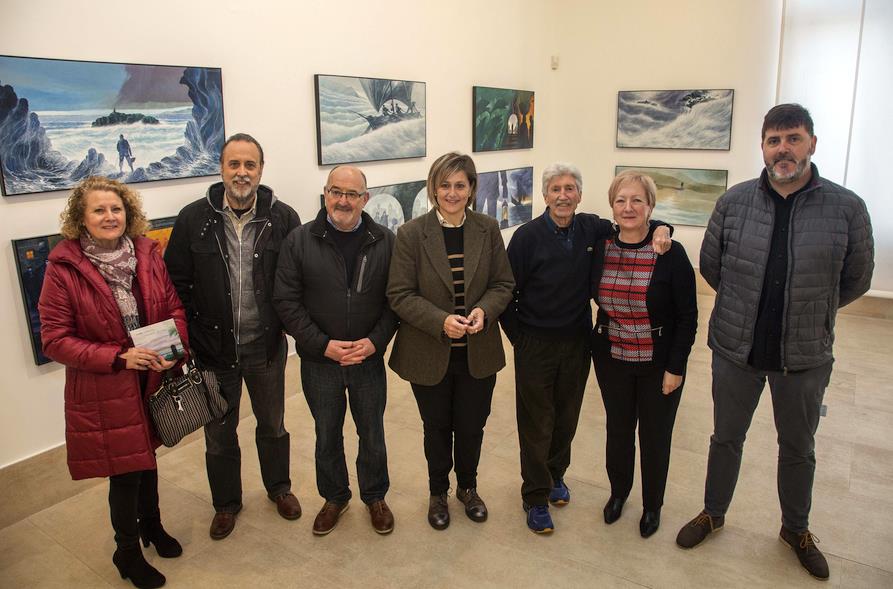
[
  {"xmin": 164, "ymin": 183, "xmax": 301, "ymax": 369},
  {"xmin": 273, "ymin": 208, "xmax": 398, "ymax": 364}
]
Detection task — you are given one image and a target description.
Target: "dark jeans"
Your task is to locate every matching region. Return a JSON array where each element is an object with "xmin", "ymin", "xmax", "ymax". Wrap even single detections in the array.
[
  {"xmin": 204, "ymin": 336, "xmax": 291, "ymax": 512},
  {"xmin": 594, "ymin": 354, "xmax": 682, "ymax": 511},
  {"xmin": 411, "ymin": 354, "xmax": 496, "ymax": 494},
  {"xmin": 109, "ymin": 469, "xmax": 159, "ymax": 548},
  {"xmin": 301, "ymin": 358, "xmax": 389, "ymax": 504},
  {"xmin": 515, "ymin": 331, "xmax": 590, "ymax": 506},
  {"xmin": 704, "ymin": 352, "xmax": 832, "ymax": 533}
]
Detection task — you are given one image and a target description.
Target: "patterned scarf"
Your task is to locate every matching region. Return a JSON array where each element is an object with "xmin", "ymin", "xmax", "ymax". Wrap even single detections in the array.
[{"xmin": 80, "ymin": 234, "xmax": 140, "ymax": 331}]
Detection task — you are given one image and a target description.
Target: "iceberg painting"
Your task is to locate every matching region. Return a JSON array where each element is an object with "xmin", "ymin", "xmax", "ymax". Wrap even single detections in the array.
[
  {"xmin": 0, "ymin": 55, "xmax": 225, "ymax": 196},
  {"xmin": 474, "ymin": 167, "xmax": 533, "ymax": 229},
  {"xmin": 315, "ymin": 74, "xmax": 426, "ymax": 165},
  {"xmin": 616, "ymin": 89, "xmax": 734, "ymax": 150}
]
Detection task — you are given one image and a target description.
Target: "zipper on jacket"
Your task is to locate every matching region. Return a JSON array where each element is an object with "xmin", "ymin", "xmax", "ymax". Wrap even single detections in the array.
[
  {"xmin": 356, "ymin": 255, "xmax": 368, "ymax": 292},
  {"xmin": 780, "ymin": 195, "xmax": 799, "ymax": 374},
  {"xmin": 212, "ymin": 224, "xmax": 238, "ymax": 363}
]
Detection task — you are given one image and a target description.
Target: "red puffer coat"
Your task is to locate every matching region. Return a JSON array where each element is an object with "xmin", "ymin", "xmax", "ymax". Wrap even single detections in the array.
[{"xmin": 38, "ymin": 237, "xmax": 188, "ymax": 480}]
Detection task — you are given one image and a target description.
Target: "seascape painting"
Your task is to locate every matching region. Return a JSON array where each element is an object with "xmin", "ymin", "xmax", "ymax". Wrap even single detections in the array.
[
  {"xmin": 616, "ymin": 90, "xmax": 733, "ymax": 150},
  {"xmin": 615, "ymin": 165, "xmax": 728, "ymax": 227},
  {"xmin": 473, "ymin": 87, "xmax": 534, "ymax": 152},
  {"xmin": 475, "ymin": 167, "xmax": 533, "ymax": 229},
  {"xmin": 315, "ymin": 74, "xmax": 426, "ymax": 165},
  {"xmin": 0, "ymin": 55, "xmax": 225, "ymax": 196},
  {"xmin": 13, "ymin": 217, "xmax": 184, "ymax": 366}
]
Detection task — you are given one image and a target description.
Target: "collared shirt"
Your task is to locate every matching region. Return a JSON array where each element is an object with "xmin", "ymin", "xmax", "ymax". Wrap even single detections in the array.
[
  {"xmin": 436, "ymin": 208, "xmax": 466, "ymax": 228},
  {"xmin": 748, "ymin": 172, "xmax": 816, "ymax": 371},
  {"xmin": 542, "ymin": 208, "xmax": 575, "ymax": 251},
  {"xmin": 221, "ymin": 197, "xmax": 262, "ymax": 345},
  {"xmin": 326, "ymin": 213, "xmax": 363, "ymax": 233}
]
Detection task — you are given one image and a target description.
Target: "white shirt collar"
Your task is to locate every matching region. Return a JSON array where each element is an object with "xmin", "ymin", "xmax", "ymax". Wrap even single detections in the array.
[{"xmin": 435, "ymin": 209, "xmax": 466, "ymax": 228}]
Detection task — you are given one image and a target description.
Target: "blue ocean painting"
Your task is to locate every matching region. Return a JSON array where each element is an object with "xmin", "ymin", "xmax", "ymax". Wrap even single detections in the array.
[
  {"xmin": 315, "ymin": 75, "xmax": 426, "ymax": 165},
  {"xmin": 616, "ymin": 89, "xmax": 733, "ymax": 150},
  {"xmin": 0, "ymin": 56, "xmax": 225, "ymax": 196},
  {"xmin": 615, "ymin": 165, "xmax": 728, "ymax": 227},
  {"xmin": 475, "ymin": 167, "xmax": 533, "ymax": 229},
  {"xmin": 366, "ymin": 179, "xmax": 427, "ymax": 233}
]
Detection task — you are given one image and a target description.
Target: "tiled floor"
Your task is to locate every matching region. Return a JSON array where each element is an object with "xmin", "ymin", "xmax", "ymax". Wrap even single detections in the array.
[{"xmin": 2, "ymin": 294, "xmax": 891, "ymax": 588}]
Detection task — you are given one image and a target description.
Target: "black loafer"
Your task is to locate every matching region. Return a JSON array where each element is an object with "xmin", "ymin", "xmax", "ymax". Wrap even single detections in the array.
[
  {"xmin": 640, "ymin": 510, "xmax": 661, "ymax": 538},
  {"xmin": 428, "ymin": 494, "xmax": 449, "ymax": 530},
  {"xmin": 603, "ymin": 496, "xmax": 626, "ymax": 524}
]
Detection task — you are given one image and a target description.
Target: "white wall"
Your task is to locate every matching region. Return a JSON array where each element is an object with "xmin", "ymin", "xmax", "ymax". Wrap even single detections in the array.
[{"xmin": 0, "ymin": 0, "xmax": 784, "ymax": 467}]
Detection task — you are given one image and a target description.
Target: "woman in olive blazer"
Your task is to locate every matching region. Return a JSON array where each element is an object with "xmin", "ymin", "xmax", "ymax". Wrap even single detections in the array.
[{"xmin": 388, "ymin": 152, "xmax": 514, "ymax": 530}]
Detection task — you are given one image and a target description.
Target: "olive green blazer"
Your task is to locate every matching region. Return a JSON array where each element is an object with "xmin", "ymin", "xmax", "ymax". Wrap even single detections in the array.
[{"xmin": 387, "ymin": 209, "xmax": 515, "ymax": 385}]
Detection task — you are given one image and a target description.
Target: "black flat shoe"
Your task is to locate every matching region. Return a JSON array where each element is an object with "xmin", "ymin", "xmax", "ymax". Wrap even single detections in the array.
[
  {"xmin": 427, "ymin": 493, "xmax": 450, "ymax": 530},
  {"xmin": 603, "ymin": 496, "xmax": 626, "ymax": 524},
  {"xmin": 640, "ymin": 509, "xmax": 661, "ymax": 538}
]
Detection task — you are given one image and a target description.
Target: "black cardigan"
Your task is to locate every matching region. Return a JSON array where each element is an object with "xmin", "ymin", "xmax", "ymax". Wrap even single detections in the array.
[{"xmin": 590, "ymin": 234, "xmax": 698, "ymax": 375}]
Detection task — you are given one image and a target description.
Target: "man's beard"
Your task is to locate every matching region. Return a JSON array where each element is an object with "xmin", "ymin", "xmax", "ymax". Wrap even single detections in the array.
[
  {"xmin": 225, "ymin": 179, "xmax": 256, "ymax": 207},
  {"xmin": 766, "ymin": 155, "xmax": 810, "ymax": 184}
]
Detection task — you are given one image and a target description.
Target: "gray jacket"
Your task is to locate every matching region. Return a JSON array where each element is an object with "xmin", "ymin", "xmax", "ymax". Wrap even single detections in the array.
[{"xmin": 700, "ymin": 165, "xmax": 873, "ymax": 371}]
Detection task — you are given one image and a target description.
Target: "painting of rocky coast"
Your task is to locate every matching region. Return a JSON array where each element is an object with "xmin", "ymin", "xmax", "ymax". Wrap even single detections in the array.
[{"xmin": 0, "ymin": 55, "xmax": 225, "ymax": 196}]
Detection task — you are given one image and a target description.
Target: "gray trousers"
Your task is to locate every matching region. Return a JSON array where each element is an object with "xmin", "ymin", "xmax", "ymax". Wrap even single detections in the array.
[{"xmin": 704, "ymin": 351, "xmax": 832, "ymax": 533}]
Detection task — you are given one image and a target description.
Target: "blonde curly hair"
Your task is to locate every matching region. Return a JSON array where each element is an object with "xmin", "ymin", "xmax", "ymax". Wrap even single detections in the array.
[{"xmin": 59, "ymin": 176, "xmax": 151, "ymax": 239}]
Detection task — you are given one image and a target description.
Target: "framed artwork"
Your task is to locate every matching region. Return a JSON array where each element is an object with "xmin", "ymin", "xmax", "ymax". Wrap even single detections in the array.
[
  {"xmin": 12, "ymin": 216, "xmax": 183, "ymax": 365},
  {"xmin": 616, "ymin": 89, "xmax": 734, "ymax": 150},
  {"xmin": 473, "ymin": 86, "xmax": 534, "ymax": 152},
  {"xmin": 474, "ymin": 167, "xmax": 534, "ymax": 229},
  {"xmin": 314, "ymin": 74, "xmax": 426, "ymax": 165},
  {"xmin": 0, "ymin": 55, "xmax": 225, "ymax": 196},
  {"xmin": 318, "ymin": 180, "xmax": 428, "ymax": 233},
  {"xmin": 615, "ymin": 165, "xmax": 728, "ymax": 227}
]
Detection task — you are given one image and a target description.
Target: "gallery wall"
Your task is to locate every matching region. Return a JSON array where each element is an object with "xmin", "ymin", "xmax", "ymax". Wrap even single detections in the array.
[{"xmin": 0, "ymin": 0, "xmax": 785, "ymax": 468}]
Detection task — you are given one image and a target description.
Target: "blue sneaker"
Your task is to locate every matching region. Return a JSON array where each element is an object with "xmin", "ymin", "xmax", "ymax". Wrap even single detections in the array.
[
  {"xmin": 549, "ymin": 479, "xmax": 570, "ymax": 506},
  {"xmin": 524, "ymin": 503, "xmax": 554, "ymax": 534}
]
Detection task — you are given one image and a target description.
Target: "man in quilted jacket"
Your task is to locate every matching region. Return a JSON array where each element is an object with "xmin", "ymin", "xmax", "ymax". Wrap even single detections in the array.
[{"xmin": 675, "ymin": 104, "xmax": 874, "ymax": 581}]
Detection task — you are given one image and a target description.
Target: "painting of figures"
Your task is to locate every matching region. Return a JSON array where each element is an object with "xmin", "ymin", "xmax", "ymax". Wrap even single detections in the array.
[
  {"xmin": 366, "ymin": 180, "xmax": 428, "ymax": 233},
  {"xmin": 475, "ymin": 167, "xmax": 533, "ymax": 229},
  {"xmin": 615, "ymin": 165, "xmax": 728, "ymax": 227},
  {"xmin": 315, "ymin": 74, "xmax": 426, "ymax": 165},
  {"xmin": 616, "ymin": 89, "xmax": 734, "ymax": 150},
  {"xmin": 0, "ymin": 55, "xmax": 225, "ymax": 196},
  {"xmin": 473, "ymin": 87, "xmax": 535, "ymax": 152},
  {"xmin": 13, "ymin": 216, "xmax": 185, "ymax": 365}
]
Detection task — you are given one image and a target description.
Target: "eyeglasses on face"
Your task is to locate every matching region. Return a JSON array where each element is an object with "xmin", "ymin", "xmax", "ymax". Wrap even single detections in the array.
[{"xmin": 327, "ymin": 187, "xmax": 365, "ymax": 201}]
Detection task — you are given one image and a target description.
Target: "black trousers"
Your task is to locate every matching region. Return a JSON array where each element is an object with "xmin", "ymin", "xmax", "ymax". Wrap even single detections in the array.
[
  {"xmin": 411, "ymin": 354, "xmax": 496, "ymax": 494},
  {"xmin": 515, "ymin": 331, "xmax": 590, "ymax": 506},
  {"xmin": 594, "ymin": 354, "xmax": 682, "ymax": 511},
  {"xmin": 108, "ymin": 469, "xmax": 160, "ymax": 548}
]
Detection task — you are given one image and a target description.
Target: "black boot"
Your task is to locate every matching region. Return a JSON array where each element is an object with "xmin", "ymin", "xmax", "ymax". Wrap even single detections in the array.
[
  {"xmin": 112, "ymin": 545, "xmax": 166, "ymax": 589},
  {"xmin": 138, "ymin": 517, "xmax": 182, "ymax": 558}
]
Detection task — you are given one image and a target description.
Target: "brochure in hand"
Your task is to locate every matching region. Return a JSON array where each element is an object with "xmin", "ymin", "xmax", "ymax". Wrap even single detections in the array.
[{"xmin": 129, "ymin": 318, "xmax": 184, "ymax": 361}]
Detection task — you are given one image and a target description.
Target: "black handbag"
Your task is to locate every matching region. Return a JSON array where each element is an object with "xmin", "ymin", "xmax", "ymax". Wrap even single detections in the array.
[{"xmin": 148, "ymin": 357, "xmax": 228, "ymax": 447}]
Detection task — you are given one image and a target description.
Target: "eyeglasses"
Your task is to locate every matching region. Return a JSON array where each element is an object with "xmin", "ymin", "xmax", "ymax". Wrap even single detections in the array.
[{"xmin": 327, "ymin": 188, "xmax": 365, "ymax": 201}]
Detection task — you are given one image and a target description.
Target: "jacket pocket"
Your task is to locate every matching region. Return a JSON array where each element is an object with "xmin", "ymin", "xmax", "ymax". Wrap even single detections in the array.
[{"xmin": 189, "ymin": 315, "xmax": 223, "ymax": 358}]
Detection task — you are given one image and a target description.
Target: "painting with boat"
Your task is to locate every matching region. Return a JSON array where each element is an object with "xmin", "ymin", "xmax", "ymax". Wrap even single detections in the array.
[
  {"xmin": 616, "ymin": 89, "xmax": 733, "ymax": 150},
  {"xmin": 615, "ymin": 165, "xmax": 727, "ymax": 226},
  {"xmin": 315, "ymin": 74, "xmax": 426, "ymax": 165},
  {"xmin": 0, "ymin": 55, "xmax": 225, "ymax": 196}
]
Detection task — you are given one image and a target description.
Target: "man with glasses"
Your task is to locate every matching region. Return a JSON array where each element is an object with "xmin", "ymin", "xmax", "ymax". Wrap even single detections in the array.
[
  {"xmin": 274, "ymin": 165, "xmax": 398, "ymax": 535},
  {"xmin": 165, "ymin": 133, "xmax": 302, "ymax": 540}
]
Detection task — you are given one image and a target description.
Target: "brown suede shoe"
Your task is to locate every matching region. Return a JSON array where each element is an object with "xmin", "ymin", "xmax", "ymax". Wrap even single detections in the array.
[
  {"xmin": 312, "ymin": 501, "xmax": 349, "ymax": 536},
  {"xmin": 779, "ymin": 526, "xmax": 830, "ymax": 580},
  {"xmin": 675, "ymin": 511, "xmax": 724, "ymax": 549},
  {"xmin": 209, "ymin": 505, "xmax": 242, "ymax": 540},
  {"xmin": 272, "ymin": 492, "xmax": 302, "ymax": 520},
  {"xmin": 367, "ymin": 499, "xmax": 395, "ymax": 534}
]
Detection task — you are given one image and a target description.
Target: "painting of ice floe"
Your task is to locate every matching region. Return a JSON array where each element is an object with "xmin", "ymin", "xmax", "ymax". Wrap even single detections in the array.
[
  {"xmin": 315, "ymin": 74, "xmax": 426, "ymax": 165},
  {"xmin": 475, "ymin": 167, "xmax": 533, "ymax": 229},
  {"xmin": 0, "ymin": 55, "xmax": 225, "ymax": 196},
  {"xmin": 616, "ymin": 90, "xmax": 733, "ymax": 150},
  {"xmin": 615, "ymin": 165, "xmax": 727, "ymax": 227}
]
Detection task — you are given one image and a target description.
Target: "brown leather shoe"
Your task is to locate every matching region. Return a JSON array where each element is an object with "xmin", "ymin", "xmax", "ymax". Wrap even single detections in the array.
[
  {"xmin": 312, "ymin": 501, "xmax": 349, "ymax": 536},
  {"xmin": 209, "ymin": 505, "xmax": 242, "ymax": 540},
  {"xmin": 271, "ymin": 492, "xmax": 302, "ymax": 520},
  {"xmin": 367, "ymin": 499, "xmax": 395, "ymax": 535}
]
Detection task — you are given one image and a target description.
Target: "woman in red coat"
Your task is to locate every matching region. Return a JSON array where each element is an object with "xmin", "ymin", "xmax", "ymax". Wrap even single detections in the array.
[{"xmin": 39, "ymin": 176, "xmax": 188, "ymax": 589}]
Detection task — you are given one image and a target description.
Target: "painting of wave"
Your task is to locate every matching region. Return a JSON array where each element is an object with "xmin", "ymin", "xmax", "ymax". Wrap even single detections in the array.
[
  {"xmin": 615, "ymin": 165, "xmax": 728, "ymax": 227},
  {"xmin": 616, "ymin": 89, "xmax": 733, "ymax": 150},
  {"xmin": 315, "ymin": 74, "xmax": 425, "ymax": 165},
  {"xmin": 475, "ymin": 167, "xmax": 533, "ymax": 229},
  {"xmin": 0, "ymin": 55, "xmax": 225, "ymax": 196}
]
